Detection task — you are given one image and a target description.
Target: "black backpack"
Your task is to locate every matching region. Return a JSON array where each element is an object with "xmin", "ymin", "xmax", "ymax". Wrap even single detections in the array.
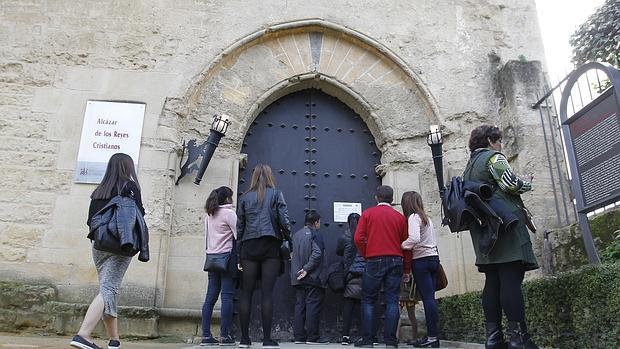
[
  {"xmin": 326, "ymin": 261, "xmax": 345, "ymax": 293},
  {"xmin": 441, "ymin": 176, "xmax": 470, "ymax": 233},
  {"xmin": 442, "ymin": 176, "xmax": 495, "ymax": 233}
]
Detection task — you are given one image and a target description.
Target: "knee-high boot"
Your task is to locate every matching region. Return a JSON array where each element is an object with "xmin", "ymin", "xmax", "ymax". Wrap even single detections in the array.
[
  {"xmin": 485, "ymin": 322, "xmax": 507, "ymax": 349},
  {"xmin": 507, "ymin": 321, "xmax": 539, "ymax": 349}
]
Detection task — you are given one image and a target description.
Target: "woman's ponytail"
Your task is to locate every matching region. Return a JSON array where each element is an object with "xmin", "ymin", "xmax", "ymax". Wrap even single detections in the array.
[
  {"xmin": 205, "ymin": 186, "xmax": 234, "ymax": 216},
  {"xmin": 205, "ymin": 189, "xmax": 219, "ymax": 216}
]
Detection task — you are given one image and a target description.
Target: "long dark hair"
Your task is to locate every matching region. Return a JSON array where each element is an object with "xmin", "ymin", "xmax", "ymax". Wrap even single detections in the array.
[
  {"xmin": 347, "ymin": 212, "xmax": 361, "ymax": 243},
  {"xmin": 248, "ymin": 164, "xmax": 276, "ymax": 204},
  {"xmin": 401, "ymin": 191, "xmax": 429, "ymax": 227},
  {"xmin": 205, "ymin": 186, "xmax": 234, "ymax": 216},
  {"xmin": 468, "ymin": 124, "xmax": 502, "ymax": 152},
  {"xmin": 91, "ymin": 153, "xmax": 140, "ymax": 200}
]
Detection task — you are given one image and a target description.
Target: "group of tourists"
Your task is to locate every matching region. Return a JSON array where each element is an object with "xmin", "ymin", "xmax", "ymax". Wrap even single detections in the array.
[{"xmin": 70, "ymin": 124, "xmax": 541, "ymax": 349}]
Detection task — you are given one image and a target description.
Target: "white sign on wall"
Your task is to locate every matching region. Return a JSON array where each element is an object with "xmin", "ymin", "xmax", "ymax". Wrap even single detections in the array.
[
  {"xmin": 333, "ymin": 202, "xmax": 362, "ymax": 223},
  {"xmin": 74, "ymin": 100, "xmax": 146, "ymax": 183}
]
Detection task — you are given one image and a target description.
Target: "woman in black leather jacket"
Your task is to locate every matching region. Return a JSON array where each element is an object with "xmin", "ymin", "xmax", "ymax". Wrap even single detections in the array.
[{"xmin": 236, "ymin": 164, "xmax": 291, "ymax": 348}]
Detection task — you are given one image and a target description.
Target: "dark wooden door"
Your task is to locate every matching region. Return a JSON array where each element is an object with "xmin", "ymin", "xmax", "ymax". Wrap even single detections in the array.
[{"xmin": 238, "ymin": 88, "xmax": 381, "ymax": 340}]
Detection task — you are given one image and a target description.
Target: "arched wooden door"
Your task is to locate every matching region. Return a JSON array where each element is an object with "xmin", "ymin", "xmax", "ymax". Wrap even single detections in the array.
[{"xmin": 238, "ymin": 88, "xmax": 382, "ymax": 340}]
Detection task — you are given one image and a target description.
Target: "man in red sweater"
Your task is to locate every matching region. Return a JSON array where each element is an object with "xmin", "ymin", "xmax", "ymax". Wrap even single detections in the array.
[{"xmin": 354, "ymin": 185, "xmax": 408, "ymax": 348}]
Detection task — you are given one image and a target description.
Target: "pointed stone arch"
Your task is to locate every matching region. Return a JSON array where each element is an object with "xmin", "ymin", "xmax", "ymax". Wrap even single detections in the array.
[{"xmin": 175, "ymin": 18, "xmax": 441, "ymax": 165}]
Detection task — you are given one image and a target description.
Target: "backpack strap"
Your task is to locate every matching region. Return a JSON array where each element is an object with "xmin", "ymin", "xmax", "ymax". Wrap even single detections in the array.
[{"xmin": 463, "ymin": 149, "xmax": 498, "ymax": 179}]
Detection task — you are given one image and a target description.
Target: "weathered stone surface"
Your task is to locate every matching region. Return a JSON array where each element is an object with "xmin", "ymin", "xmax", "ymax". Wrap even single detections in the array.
[
  {"xmin": 0, "ymin": 282, "xmax": 56, "ymax": 309},
  {"xmin": 0, "ymin": 0, "xmax": 565, "ymax": 331},
  {"xmin": 0, "ymin": 224, "xmax": 46, "ymax": 260},
  {"xmin": 542, "ymin": 208, "xmax": 620, "ymax": 273}
]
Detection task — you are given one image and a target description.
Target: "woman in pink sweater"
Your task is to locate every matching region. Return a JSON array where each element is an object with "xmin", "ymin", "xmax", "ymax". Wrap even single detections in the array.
[
  {"xmin": 201, "ymin": 186, "xmax": 237, "ymax": 346},
  {"xmin": 401, "ymin": 191, "xmax": 440, "ymax": 348}
]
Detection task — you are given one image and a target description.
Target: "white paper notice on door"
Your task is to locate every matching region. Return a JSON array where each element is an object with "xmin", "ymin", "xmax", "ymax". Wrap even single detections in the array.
[{"xmin": 333, "ymin": 202, "xmax": 362, "ymax": 223}]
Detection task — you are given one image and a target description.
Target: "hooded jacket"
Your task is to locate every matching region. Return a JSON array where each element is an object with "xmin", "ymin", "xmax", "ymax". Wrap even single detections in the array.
[
  {"xmin": 88, "ymin": 195, "xmax": 150, "ymax": 262},
  {"xmin": 336, "ymin": 230, "xmax": 365, "ymax": 275}
]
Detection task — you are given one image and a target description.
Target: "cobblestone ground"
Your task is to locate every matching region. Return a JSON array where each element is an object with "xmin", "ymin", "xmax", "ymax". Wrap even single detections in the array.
[{"xmin": 0, "ymin": 334, "xmax": 482, "ymax": 349}]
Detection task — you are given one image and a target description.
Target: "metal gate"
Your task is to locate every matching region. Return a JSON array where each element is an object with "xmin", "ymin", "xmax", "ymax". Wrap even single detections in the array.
[
  {"xmin": 238, "ymin": 88, "xmax": 382, "ymax": 340},
  {"xmin": 531, "ymin": 63, "xmax": 620, "ymax": 269}
]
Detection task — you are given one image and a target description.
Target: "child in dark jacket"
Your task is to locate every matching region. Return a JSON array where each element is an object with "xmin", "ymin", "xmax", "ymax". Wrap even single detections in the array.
[{"xmin": 336, "ymin": 213, "xmax": 364, "ymax": 345}]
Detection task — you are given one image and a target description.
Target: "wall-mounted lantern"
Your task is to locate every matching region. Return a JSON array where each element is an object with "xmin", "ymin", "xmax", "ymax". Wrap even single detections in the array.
[{"xmin": 175, "ymin": 114, "xmax": 231, "ymax": 185}]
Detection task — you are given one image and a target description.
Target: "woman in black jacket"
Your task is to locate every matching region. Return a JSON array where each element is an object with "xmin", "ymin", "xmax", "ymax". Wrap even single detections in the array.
[
  {"xmin": 236, "ymin": 164, "xmax": 291, "ymax": 348},
  {"xmin": 70, "ymin": 153, "xmax": 146, "ymax": 349}
]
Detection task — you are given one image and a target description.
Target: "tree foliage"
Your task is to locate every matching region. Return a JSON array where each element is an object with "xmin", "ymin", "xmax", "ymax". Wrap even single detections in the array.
[{"xmin": 569, "ymin": 0, "xmax": 620, "ymax": 67}]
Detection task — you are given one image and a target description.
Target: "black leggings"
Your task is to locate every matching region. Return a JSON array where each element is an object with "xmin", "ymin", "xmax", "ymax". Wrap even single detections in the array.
[
  {"xmin": 239, "ymin": 258, "xmax": 280, "ymax": 341},
  {"xmin": 482, "ymin": 261, "xmax": 526, "ymax": 323}
]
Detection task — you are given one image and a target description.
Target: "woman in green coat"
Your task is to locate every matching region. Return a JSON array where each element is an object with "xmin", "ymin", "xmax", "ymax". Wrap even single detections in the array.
[{"xmin": 462, "ymin": 125, "xmax": 539, "ymax": 349}]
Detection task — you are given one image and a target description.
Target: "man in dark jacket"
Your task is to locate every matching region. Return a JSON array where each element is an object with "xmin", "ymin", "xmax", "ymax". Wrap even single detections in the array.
[{"xmin": 290, "ymin": 211, "xmax": 328, "ymax": 345}]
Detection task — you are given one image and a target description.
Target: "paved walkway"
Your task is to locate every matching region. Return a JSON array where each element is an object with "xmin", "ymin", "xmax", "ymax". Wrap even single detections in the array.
[
  {"xmin": 0, "ymin": 334, "xmax": 482, "ymax": 349},
  {"xmin": 0, "ymin": 334, "xmax": 182, "ymax": 349}
]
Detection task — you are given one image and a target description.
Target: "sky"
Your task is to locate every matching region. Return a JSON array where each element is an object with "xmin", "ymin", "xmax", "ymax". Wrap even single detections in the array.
[{"xmin": 535, "ymin": 0, "xmax": 606, "ymax": 84}]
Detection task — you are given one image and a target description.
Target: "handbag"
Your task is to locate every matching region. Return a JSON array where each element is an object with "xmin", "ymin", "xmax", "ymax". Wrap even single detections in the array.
[
  {"xmin": 521, "ymin": 206, "xmax": 537, "ymax": 233},
  {"xmin": 400, "ymin": 276, "xmax": 421, "ymax": 304},
  {"xmin": 344, "ymin": 273, "xmax": 362, "ymax": 299},
  {"xmin": 271, "ymin": 189, "xmax": 292, "ymax": 259},
  {"xmin": 435, "ymin": 263, "xmax": 448, "ymax": 291},
  {"xmin": 431, "ymin": 246, "xmax": 449, "ymax": 291},
  {"xmin": 204, "ymin": 252, "xmax": 230, "ymax": 273},
  {"xmin": 280, "ymin": 240, "xmax": 291, "ymax": 260}
]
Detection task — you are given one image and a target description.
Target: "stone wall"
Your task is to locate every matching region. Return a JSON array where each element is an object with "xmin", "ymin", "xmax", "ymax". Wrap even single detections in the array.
[
  {"xmin": 0, "ymin": 280, "xmax": 203, "ymax": 341},
  {"xmin": 545, "ymin": 208, "xmax": 620, "ymax": 273},
  {"xmin": 0, "ymin": 0, "xmax": 559, "ymax": 331}
]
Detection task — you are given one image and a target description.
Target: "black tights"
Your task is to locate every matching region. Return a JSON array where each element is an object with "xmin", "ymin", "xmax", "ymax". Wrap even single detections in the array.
[
  {"xmin": 342, "ymin": 297, "xmax": 382, "ymax": 338},
  {"xmin": 482, "ymin": 261, "xmax": 526, "ymax": 323},
  {"xmin": 239, "ymin": 258, "xmax": 280, "ymax": 341},
  {"xmin": 342, "ymin": 297, "xmax": 359, "ymax": 336}
]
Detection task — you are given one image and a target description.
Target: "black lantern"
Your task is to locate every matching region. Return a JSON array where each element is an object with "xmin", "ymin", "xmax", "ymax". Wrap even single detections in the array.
[
  {"xmin": 427, "ymin": 125, "xmax": 446, "ymax": 196},
  {"xmin": 194, "ymin": 114, "xmax": 232, "ymax": 185}
]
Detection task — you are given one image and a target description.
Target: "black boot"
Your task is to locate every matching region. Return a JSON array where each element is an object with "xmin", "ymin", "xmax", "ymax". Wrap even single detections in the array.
[
  {"xmin": 507, "ymin": 321, "xmax": 539, "ymax": 349},
  {"xmin": 485, "ymin": 322, "xmax": 507, "ymax": 349}
]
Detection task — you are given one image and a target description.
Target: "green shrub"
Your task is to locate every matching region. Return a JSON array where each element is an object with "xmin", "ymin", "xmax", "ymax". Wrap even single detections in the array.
[
  {"xmin": 438, "ymin": 264, "xmax": 620, "ymax": 348},
  {"xmin": 590, "ymin": 208, "xmax": 620, "ymax": 264},
  {"xmin": 600, "ymin": 231, "xmax": 620, "ymax": 263}
]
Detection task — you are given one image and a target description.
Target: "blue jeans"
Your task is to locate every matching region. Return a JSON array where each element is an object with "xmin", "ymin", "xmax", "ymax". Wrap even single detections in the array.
[
  {"xmin": 202, "ymin": 270, "xmax": 234, "ymax": 338},
  {"xmin": 412, "ymin": 256, "xmax": 439, "ymax": 337},
  {"xmin": 361, "ymin": 256, "xmax": 403, "ymax": 345}
]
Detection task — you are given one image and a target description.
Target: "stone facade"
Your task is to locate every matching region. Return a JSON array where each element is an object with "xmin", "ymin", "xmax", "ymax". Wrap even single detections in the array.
[{"xmin": 0, "ymin": 0, "xmax": 568, "ymax": 336}]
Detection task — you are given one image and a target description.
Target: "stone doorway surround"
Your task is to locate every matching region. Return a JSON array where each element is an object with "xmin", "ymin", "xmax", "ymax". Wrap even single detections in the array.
[{"xmin": 162, "ymin": 19, "xmax": 476, "ymax": 320}]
